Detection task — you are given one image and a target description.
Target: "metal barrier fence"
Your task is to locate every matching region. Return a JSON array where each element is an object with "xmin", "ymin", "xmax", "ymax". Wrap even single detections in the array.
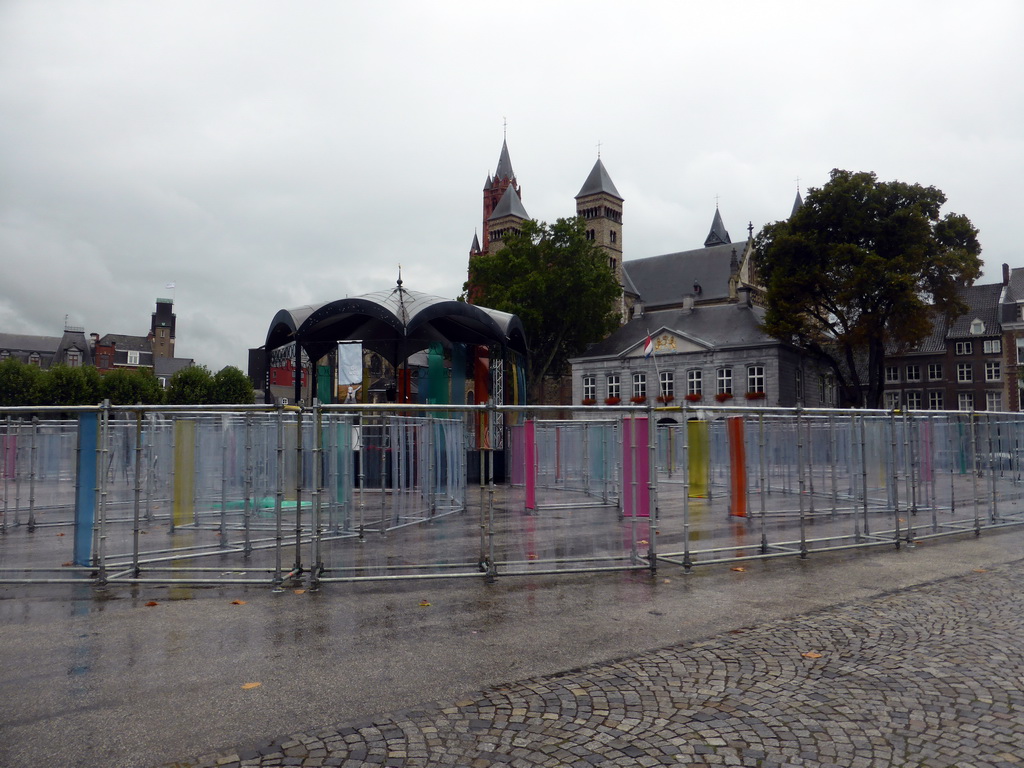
[{"xmin": 1, "ymin": 403, "xmax": 1022, "ymax": 588}]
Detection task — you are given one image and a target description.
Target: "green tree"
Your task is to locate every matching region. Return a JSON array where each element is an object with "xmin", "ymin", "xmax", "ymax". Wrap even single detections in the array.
[
  {"xmin": 102, "ymin": 368, "xmax": 165, "ymax": 405},
  {"xmin": 0, "ymin": 358, "xmax": 43, "ymax": 406},
  {"xmin": 212, "ymin": 366, "xmax": 255, "ymax": 404},
  {"xmin": 37, "ymin": 364, "xmax": 100, "ymax": 406},
  {"xmin": 754, "ymin": 169, "xmax": 982, "ymax": 408},
  {"xmin": 166, "ymin": 365, "xmax": 214, "ymax": 405},
  {"xmin": 465, "ymin": 217, "xmax": 621, "ymax": 402}
]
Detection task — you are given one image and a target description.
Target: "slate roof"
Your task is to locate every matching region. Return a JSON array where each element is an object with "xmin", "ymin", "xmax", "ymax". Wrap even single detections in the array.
[
  {"xmin": 888, "ymin": 281, "xmax": 1005, "ymax": 354},
  {"xmin": 488, "ymin": 185, "xmax": 529, "ymax": 221},
  {"xmin": 0, "ymin": 333, "xmax": 61, "ymax": 355},
  {"xmin": 947, "ymin": 282, "xmax": 1003, "ymax": 339},
  {"xmin": 622, "ymin": 241, "xmax": 747, "ymax": 309},
  {"xmin": 576, "ymin": 302, "xmax": 773, "ymax": 361},
  {"xmin": 154, "ymin": 357, "xmax": 193, "ymax": 378},
  {"xmin": 575, "ymin": 158, "xmax": 622, "ymax": 200},
  {"xmin": 791, "ymin": 191, "xmax": 803, "ymax": 217},
  {"xmin": 97, "ymin": 333, "xmax": 151, "ymax": 352}
]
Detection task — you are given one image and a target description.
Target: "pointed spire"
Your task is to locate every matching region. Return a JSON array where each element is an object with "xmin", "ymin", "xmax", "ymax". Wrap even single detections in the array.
[
  {"xmin": 494, "ymin": 139, "xmax": 515, "ymax": 182},
  {"xmin": 470, "ymin": 231, "xmax": 481, "ymax": 253},
  {"xmin": 575, "ymin": 158, "xmax": 622, "ymax": 200},
  {"xmin": 704, "ymin": 207, "xmax": 731, "ymax": 247},
  {"xmin": 489, "ymin": 185, "xmax": 529, "ymax": 221},
  {"xmin": 791, "ymin": 190, "xmax": 804, "ymax": 217}
]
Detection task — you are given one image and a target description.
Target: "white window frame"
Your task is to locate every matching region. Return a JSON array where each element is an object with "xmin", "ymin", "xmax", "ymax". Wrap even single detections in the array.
[
  {"xmin": 985, "ymin": 361, "xmax": 1001, "ymax": 382},
  {"xmin": 955, "ymin": 341, "xmax": 972, "ymax": 355},
  {"xmin": 717, "ymin": 367, "xmax": 733, "ymax": 395},
  {"xmin": 127, "ymin": 350, "xmax": 140, "ymax": 366},
  {"xmin": 928, "ymin": 363, "xmax": 943, "ymax": 381},
  {"xmin": 986, "ymin": 391, "xmax": 1003, "ymax": 412},
  {"xmin": 686, "ymin": 369, "xmax": 702, "ymax": 396},
  {"xmin": 607, "ymin": 374, "xmax": 620, "ymax": 401},
  {"xmin": 958, "ymin": 392, "xmax": 974, "ymax": 411},
  {"xmin": 905, "ymin": 364, "xmax": 920, "ymax": 382},
  {"xmin": 632, "ymin": 372, "xmax": 646, "ymax": 401},
  {"xmin": 885, "ymin": 365, "xmax": 900, "ymax": 383},
  {"xmin": 905, "ymin": 391, "xmax": 922, "ymax": 410},
  {"xmin": 747, "ymin": 365, "xmax": 765, "ymax": 394},
  {"xmin": 983, "ymin": 339, "xmax": 1002, "ymax": 354},
  {"xmin": 884, "ymin": 391, "xmax": 900, "ymax": 410},
  {"xmin": 928, "ymin": 391, "xmax": 944, "ymax": 410},
  {"xmin": 582, "ymin": 375, "xmax": 595, "ymax": 401},
  {"xmin": 660, "ymin": 370, "xmax": 674, "ymax": 399},
  {"xmin": 957, "ymin": 363, "xmax": 972, "ymax": 383}
]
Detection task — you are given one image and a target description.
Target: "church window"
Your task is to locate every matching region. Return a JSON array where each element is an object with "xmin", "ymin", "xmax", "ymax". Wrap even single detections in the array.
[
  {"xmin": 609, "ymin": 257, "xmax": 617, "ymax": 271},
  {"xmin": 610, "ymin": 230, "xmax": 617, "ymax": 243},
  {"xmin": 586, "ymin": 229, "xmax": 595, "ymax": 241}
]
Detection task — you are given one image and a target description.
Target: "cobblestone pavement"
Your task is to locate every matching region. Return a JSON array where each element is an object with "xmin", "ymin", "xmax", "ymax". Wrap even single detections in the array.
[{"xmin": 161, "ymin": 562, "xmax": 1024, "ymax": 768}]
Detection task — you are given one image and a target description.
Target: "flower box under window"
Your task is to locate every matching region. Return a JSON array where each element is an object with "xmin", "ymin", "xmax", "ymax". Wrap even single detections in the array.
[
  {"xmin": 656, "ymin": 394, "xmax": 675, "ymax": 403},
  {"xmin": 715, "ymin": 392, "xmax": 734, "ymax": 402},
  {"xmin": 630, "ymin": 396, "xmax": 646, "ymax": 404},
  {"xmin": 684, "ymin": 393, "xmax": 702, "ymax": 402},
  {"xmin": 745, "ymin": 391, "xmax": 766, "ymax": 400},
  {"xmin": 604, "ymin": 396, "xmax": 621, "ymax": 405},
  {"xmin": 582, "ymin": 398, "xmax": 596, "ymax": 406}
]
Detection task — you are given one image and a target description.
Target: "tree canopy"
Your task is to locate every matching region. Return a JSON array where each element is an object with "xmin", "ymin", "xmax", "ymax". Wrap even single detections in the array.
[
  {"xmin": 465, "ymin": 217, "xmax": 621, "ymax": 402},
  {"xmin": 754, "ymin": 169, "xmax": 982, "ymax": 408}
]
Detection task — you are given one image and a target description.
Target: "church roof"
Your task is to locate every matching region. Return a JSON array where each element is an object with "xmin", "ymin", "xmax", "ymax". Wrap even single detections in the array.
[
  {"xmin": 488, "ymin": 185, "xmax": 529, "ymax": 221},
  {"xmin": 470, "ymin": 232, "xmax": 481, "ymax": 253},
  {"xmin": 575, "ymin": 158, "xmax": 622, "ymax": 200},
  {"xmin": 791, "ymin": 190, "xmax": 804, "ymax": 217},
  {"xmin": 623, "ymin": 242, "xmax": 746, "ymax": 309},
  {"xmin": 704, "ymin": 208, "xmax": 731, "ymax": 247},
  {"xmin": 494, "ymin": 139, "xmax": 515, "ymax": 182},
  {"xmin": 573, "ymin": 303, "xmax": 772, "ymax": 361}
]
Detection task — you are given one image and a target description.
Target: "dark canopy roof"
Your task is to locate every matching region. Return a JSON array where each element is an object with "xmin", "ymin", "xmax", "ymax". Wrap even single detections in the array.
[{"xmin": 266, "ymin": 282, "xmax": 528, "ymax": 366}]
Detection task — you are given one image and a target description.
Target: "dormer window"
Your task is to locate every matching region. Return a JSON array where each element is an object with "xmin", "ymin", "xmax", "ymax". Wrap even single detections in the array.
[
  {"xmin": 127, "ymin": 350, "xmax": 140, "ymax": 366},
  {"xmin": 66, "ymin": 349, "xmax": 81, "ymax": 367},
  {"xmin": 969, "ymin": 318, "xmax": 985, "ymax": 335}
]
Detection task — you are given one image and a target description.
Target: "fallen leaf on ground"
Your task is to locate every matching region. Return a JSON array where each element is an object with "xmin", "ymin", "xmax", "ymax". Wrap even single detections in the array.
[
  {"xmin": 974, "ymin": 568, "xmax": 988, "ymax": 573},
  {"xmin": 145, "ymin": 601, "xmax": 159, "ymax": 607},
  {"xmin": 241, "ymin": 682, "xmax": 261, "ymax": 690},
  {"xmin": 419, "ymin": 600, "xmax": 431, "ymax": 607},
  {"xmin": 293, "ymin": 589, "xmax": 305, "ymax": 595},
  {"xmin": 801, "ymin": 651, "xmax": 823, "ymax": 659},
  {"xmin": 731, "ymin": 566, "xmax": 746, "ymax": 572},
  {"xmin": 230, "ymin": 600, "xmax": 247, "ymax": 605}
]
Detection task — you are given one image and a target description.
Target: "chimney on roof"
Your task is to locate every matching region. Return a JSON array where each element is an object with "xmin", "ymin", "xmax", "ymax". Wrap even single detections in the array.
[
  {"xmin": 682, "ymin": 293, "xmax": 695, "ymax": 315},
  {"xmin": 1003, "ymin": 263, "xmax": 1010, "ymax": 286},
  {"xmin": 737, "ymin": 286, "xmax": 752, "ymax": 309}
]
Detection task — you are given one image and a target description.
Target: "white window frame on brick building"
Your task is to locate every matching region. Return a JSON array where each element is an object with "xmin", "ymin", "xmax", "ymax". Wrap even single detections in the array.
[{"xmin": 632, "ymin": 372, "xmax": 646, "ymax": 401}]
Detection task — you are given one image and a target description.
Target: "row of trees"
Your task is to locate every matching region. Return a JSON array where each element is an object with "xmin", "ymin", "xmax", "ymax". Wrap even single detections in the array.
[{"xmin": 0, "ymin": 359, "xmax": 254, "ymax": 407}]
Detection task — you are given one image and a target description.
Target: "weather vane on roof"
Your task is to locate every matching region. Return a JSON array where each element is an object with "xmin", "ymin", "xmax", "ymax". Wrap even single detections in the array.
[
  {"xmin": 597, "ymin": 140, "xmax": 602, "ymax": 158},
  {"xmin": 397, "ymin": 264, "xmax": 403, "ymax": 288}
]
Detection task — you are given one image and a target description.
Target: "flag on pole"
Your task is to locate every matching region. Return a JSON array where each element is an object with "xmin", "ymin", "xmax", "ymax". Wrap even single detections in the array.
[
  {"xmin": 165, "ymin": 282, "xmax": 176, "ymax": 289},
  {"xmin": 643, "ymin": 334, "xmax": 654, "ymax": 358}
]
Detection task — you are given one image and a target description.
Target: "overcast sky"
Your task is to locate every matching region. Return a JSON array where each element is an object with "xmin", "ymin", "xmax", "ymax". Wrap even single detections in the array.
[{"xmin": 2, "ymin": 1, "xmax": 1021, "ymax": 372}]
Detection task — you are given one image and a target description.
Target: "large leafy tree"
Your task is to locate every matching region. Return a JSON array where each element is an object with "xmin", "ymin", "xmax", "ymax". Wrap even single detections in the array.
[
  {"xmin": 212, "ymin": 366, "xmax": 255, "ymax": 404},
  {"xmin": 465, "ymin": 217, "xmax": 621, "ymax": 402},
  {"xmin": 754, "ymin": 169, "xmax": 982, "ymax": 408},
  {"xmin": 166, "ymin": 365, "xmax": 214, "ymax": 405},
  {"xmin": 101, "ymin": 368, "xmax": 165, "ymax": 405},
  {"xmin": 37, "ymin": 364, "xmax": 102, "ymax": 406},
  {"xmin": 0, "ymin": 358, "xmax": 43, "ymax": 406}
]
